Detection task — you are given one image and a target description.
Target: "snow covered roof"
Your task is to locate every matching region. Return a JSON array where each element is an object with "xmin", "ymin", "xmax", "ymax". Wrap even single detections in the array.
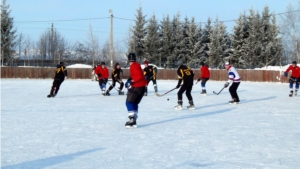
[{"xmin": 66, "ymin": 64, "xmax": 93, "ymax": 68}]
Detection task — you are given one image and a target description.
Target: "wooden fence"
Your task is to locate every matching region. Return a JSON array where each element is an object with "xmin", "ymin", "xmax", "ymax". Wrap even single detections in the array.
[{"xmin": 0, "ymin": 67, "xmax": 288, "ymax": 83}]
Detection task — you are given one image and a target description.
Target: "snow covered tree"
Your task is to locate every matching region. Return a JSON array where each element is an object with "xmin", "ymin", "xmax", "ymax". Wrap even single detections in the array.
[
  {"xmin": 168, "ymin": 13, "xmax": 183, "ymax": 67},
  {"xmin": 186, "ymin": 17, "xmax": 201, "ymax": 68},
  {"xmin": 199, "ymin": 18, "xmax": 213, "ymax": 66},
  {"xmin": 1, "ymin": 0, "xmax": 17, "ymax": 66},
  {"xmin": 280, "ymin": 2, "xmax": 300, "ymax": 63},
  {"xmin": 131, "ymin": 7, "xmax": 147, "ymax": 62},
  {"xmin": 209, "ymin": 18, "xmax": 230, "ymax": 68},
  {"xmin": 231, "ymin": 13, "xmax": 249, "ymax": 68},
  {"xmin": 159, "ymin": 15, "xmax": 173, "ymax": 67},
  {"xmin": 144, "ymin": 15, "xmax": 160, "ymax": 65},
  {"xmin": 245, "ymin": 9, "xmax": 263, "ymax": 68},
  {"xmin": 259, "ymin": 6, "xmax": 282, "ymax": 67}
]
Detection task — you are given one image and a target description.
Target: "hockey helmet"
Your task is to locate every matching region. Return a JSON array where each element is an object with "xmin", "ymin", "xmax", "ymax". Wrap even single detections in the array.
[{"xmin": 128, "ymin": 53, "xmax": 137, "ymax": 62}]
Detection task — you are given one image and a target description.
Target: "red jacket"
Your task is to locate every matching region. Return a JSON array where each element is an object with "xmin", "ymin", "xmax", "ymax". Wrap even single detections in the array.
[
  {"xmin": 95, "ymin": 66, "xmax": 109, "ymax": 79},
  {"xmin": 285, "ymin": 65, "xmax": 300, "ymax": 78},
  {"xmin": 130, "ymin": 62, "xmax": 147, "ymax": 87},
  {"xmin": 200, "ymin": 65, "xmax": 210, "ymax": 79}
]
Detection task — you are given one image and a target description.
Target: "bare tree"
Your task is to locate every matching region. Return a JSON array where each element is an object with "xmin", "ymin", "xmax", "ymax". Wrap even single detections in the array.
[
  {"xmin": 280, "ymin": 2, "xmax": 300, "ymax": 63},
  {"xmin": 86, "ymin": 23, "xmax": 100, "ymax": 66}
]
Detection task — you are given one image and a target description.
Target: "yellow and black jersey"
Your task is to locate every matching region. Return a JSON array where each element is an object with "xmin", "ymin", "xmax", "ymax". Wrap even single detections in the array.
[
  {"xmin": 54, "ymin": 64, "xmax": 67, "ymax": 79},
  {"xmin": 111, "ymin": 68, "xmax": 123, "ymax": 80},
  {"xmin": 144, "ymin": 65, "xmax": 157, "ymax": 80},
  {"xmin": 177, "ymin": 65, "xmax": 194, "ymax": 86}
]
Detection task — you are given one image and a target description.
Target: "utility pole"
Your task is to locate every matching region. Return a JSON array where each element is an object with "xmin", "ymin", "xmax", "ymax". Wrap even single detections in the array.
[{"xmin": 109, "ymin": 9, "xmax": 113, "ymax": 68}]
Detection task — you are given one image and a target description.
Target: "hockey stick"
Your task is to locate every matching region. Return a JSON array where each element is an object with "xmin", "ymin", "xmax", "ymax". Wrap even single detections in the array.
[
  {"xmin": 155, "ymin": 87, "xmax": 178, "ymax": 97},
  {"xmin": 213, "ymin": 87, "xmax": 225, "ymax": 95}
]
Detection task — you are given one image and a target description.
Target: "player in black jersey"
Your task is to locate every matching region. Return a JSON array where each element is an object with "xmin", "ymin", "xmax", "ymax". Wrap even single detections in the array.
[
  {"xmin": 174, "ymin": 60, "xmax": 195, "ymax": 110},
  {"xmin": 47, "ymin": 62, "xmax": 68, "ymax": 97},
  {"xmin": 143, "ymin": 61, "xmax": 158, "ymax": 96},
  {"xmin": 105, "ymin": 63, "xmax": 124, "ymax": 95}
]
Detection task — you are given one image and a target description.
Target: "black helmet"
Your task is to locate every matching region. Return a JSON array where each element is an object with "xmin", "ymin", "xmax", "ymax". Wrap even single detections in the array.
[
  {"xmin": 128, "ymin": 53, "xmax": 137, "ymax": 62},
  {"xmin": 200, "ymin": 62, "xmax": 204, "ymax": 66},
  {"xmin": 115, "ymin": 63, "xmax": 120, "ymax": 67},
  {"xmin": 101, "ymin": 62, "xmax": 105, "ymax": 65},
  {"xmin": 97, "ymin": 62, "xmax": 100, "ymax": 66},
  {"xmin": 59, "ymin": 61, "xmax": 64, "ymax": 65},
  {"xmin": 292, "ymin": 61, "xmax": 297, "ymax": 64}
]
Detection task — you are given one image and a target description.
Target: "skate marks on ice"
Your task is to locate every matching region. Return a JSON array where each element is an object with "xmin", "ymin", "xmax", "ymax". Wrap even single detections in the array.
[
  {"xmin": 241, "ymin": 96, "xmax": 276, "ymax": 104},
  {"xmin": 138, "ymin": 108, "xmax": 233, "ymax": 128},
  {"xmin": 1, "ymin": 148, "xmax": 103, "ymax": 169}
]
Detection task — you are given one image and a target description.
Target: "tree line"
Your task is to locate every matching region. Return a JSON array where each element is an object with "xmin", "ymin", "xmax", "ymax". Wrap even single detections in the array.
[{"xmin": 1, "ymin": 0, "xmax": 300, "ymax": 68}]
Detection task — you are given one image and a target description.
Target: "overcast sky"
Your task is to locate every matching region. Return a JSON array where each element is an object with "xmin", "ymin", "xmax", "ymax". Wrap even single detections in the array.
[{"xmin": 7, "ymin": 0, "xmax": 297, "ymax": 49}]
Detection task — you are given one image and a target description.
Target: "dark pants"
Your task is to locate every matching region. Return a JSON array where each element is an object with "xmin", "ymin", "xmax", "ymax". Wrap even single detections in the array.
[
  {"xmin": 99, "ymin": 78, "xmax": 107, "ymax": 89},
  {"xmin": 177, "ymin": 85, "xmax": 193, "ymax": 101},
  {"xmin": 145, "ymin": 78, "xmax": 157, "ymax": 93},
  {"xmin": 126, "ymin": 87, "xmax": 145, "ymax": 104},
  {"xmin": 50, "ymin": 78, "xmax": 64, "ymax": 95},
  {"xmin": 126, "ymin": 86, "xmax": 145, "ymax": 119},
  {"xmin": 229, "ymin": 82, "xmax": 240, "ymax": 101},
  {"xmin": 108, "ymin": 79, "xmax": 124, "ymax": 91}
]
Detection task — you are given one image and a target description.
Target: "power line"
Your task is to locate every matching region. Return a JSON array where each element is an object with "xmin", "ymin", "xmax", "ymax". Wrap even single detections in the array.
[{"xmin": 15, "ymin": 17, "xmax": 110, "ymax": 23}]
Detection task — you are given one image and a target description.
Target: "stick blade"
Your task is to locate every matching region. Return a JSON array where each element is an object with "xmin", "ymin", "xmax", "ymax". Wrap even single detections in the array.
[
  {"xmin": 154, "ymin": 92, "xmax": 162, "ymax": 97},
  {"xmin": 213, "ymin": 91, "xmax": 219, "ymax": 95}
]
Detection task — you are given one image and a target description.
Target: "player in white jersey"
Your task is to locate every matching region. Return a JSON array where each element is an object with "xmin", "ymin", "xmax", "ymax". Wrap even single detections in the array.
[{"xmin": 224, "ymin": 62, "xmax": 241, "ymax": 104}]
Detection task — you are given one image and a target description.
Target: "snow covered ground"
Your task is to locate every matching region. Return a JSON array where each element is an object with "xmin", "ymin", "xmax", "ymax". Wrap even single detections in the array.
[{"xmin": 1, "ymin": 79, "xmax": 299, "ymax": 169}]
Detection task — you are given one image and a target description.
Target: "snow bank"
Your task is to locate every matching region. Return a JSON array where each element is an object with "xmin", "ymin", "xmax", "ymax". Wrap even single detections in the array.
[{"xmin": 66, "ymin": 64, "xmax": 93, "ymax": 68}]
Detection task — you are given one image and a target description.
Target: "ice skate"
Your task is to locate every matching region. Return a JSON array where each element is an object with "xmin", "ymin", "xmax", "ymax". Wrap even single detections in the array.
[
  {"xmin": 229, "ymin": 98, "xmax": 240, "ymax": 104},
  {"xmin": 144, "ymin": 92, "xmax": 147, "ymax": 96},
  {"xmin": 125, "ymin": 117, "xmax": 137, "ymax": 128},
  {"xmin": 118, "ymin": 91, "xmax": 124, "ymax": 95},
  {"xmin": 174, "ymin": 100, "xmax": 183, "ymax": 110},
  {"xmin": 105, "ymin": 91, "xmax": 110, "ymax": 96},
  {"xmin": 174, "ymin": 104, "xmax": 182, "ymax": 110},
  {"xmin": 289, "ymin": 91, "xmax": 293, "ymax": 97},
  {"xmin": 47, "ymin": 94, "xmax": 54, "ymax": 98},
  {"xmin": 295, "ymin": 90, "xmax": 298, "ymax": 96},
  {"xmin": 187, "ymin": 101, "xmax": 195, "ymax": 110},
  {"xmin": 187, "ymin": 105, "xmax": 195, "ymax": 110},
  {"xmin": 200, "ymin": 89, "xmax": 207, "ymax": 96}
]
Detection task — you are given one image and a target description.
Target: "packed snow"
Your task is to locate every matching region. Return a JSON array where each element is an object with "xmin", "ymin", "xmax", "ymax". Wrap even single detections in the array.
[
  {"xmin": 1, "ymin": 79, "xmax": 299, "ymax": 169},
  {"xmin": 66, "ymin": 64, "xmax": 93, "ymax": 68}
]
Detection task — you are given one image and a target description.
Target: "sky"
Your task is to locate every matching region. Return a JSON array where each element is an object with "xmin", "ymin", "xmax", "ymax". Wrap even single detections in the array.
[
  {"xmin": 7, "ymin": 0, "xmax": 298, "ymax": 50},
  {"xmin": 1, "ymin": 79, "xmax": 300, "ymax": 168}
]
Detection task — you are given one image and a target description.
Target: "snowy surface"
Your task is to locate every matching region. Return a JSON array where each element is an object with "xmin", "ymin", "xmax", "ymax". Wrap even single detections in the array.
[
  {"xmin": 66, "ymin": 64, "xmax": 93, "ymax": 68},
  {"xmin": 1, "ymin": 79, "xmax": 300, "ymax": 169}
]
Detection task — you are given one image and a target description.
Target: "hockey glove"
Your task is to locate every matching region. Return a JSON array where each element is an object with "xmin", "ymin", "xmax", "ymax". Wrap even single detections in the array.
[
  {"xmin": 284, "ymin": 72, "xmax": 288, "ymax": 77},
  {"xmin": 224, "ymin": 82, "xmax": 229, "ymax": 88},
  {"xmin": 125, "ymin": 79, "xmax": 132, "ymax": 89},
  {"xmin": 197, "ymin": 78, "xmax": 201, "ymax": 82}
]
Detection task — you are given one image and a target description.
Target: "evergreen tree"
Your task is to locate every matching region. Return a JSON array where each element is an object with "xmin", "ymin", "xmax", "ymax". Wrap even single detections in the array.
[
  {"xmin": 178, "ymin": 17, "xmax": 190, "ymax": 64},
  {"xmin": 186, "ymin": 17, "xmax": 200, "ymax": 68},
  {"xmin": 159, "ymin": 15, "xmax": 173, "ymax": 67},
  {"xmin": 231, "ymin": 13, "xmax": 249, "ymax": 68},
  {"xmin": 1, "ymin": 0, "xmax": 17, "ymax": 66},
  {"xmin": 260, "ymin": 6, "xmax": 282, "ymax": 67},
  {"xmin": 199, "ymin": 18, "xmax": 212, "ymax": 66},
  {"xmin": 131, "ymin": 7, "xmax": 147, "ymax": 62},
  {"xmin": 245, "ymin": 9, "xmax": 263, "ymax": 68},
  {"xmin": 209, "ymin": 18, "xmax": 230, "ymax": 68},
  {"xmin": 170, "ymin": 13, "xmax": 183, "ymax": 67},
  {"xmin": 144, "ymin": 15, "xmax": 160, "ymax": 65}
]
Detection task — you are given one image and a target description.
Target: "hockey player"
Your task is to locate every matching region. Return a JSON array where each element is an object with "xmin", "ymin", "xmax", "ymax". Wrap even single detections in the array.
[
  {"xmin": 197, "ymin": 62, "xmax": 210, "ymax": 95},
  {"xmin": 125, "ymin": 53, "xmax": 147, "ymax": 128},
  {"xmin": 95, "ymin": 62, "xmax": 109, "ymax": 95},
  {"xmin": 143, "ymin": 60, "xmax": 158, "ymax": 96},
  {"xmin": 224, "ymin": 62, "xmax": 241, "ymax": 104},
  {"xmin": 105, "ymin": 63, "xmax": 124, "ymax": 96},
  {"xmin": 174, "ymin": 60, "xmax": 195, "ymax": 110},
  {"xmin": 284, "ymin": 61, "xmax": 300, "ymax": 97},
  {"xmin": 47, "ymin": 62, "xmax": 68, "ymax": 98}
]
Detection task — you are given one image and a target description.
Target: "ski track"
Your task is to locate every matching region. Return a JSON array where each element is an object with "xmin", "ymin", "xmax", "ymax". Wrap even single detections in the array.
[{"xmin": 1, "ymin": 79, "xmax": 299, "ymax": 169}]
